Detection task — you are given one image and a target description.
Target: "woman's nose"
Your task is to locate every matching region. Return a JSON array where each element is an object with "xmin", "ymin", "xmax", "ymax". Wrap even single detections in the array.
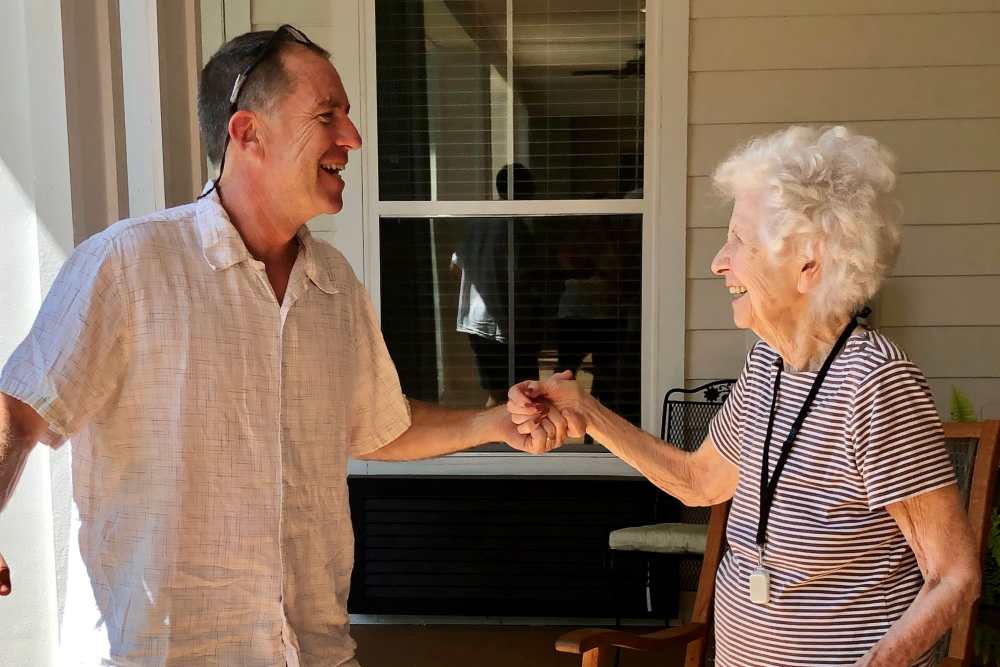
[{"xmin": 711, "ymin": 244, "xmax": 729, "ymax": 276}]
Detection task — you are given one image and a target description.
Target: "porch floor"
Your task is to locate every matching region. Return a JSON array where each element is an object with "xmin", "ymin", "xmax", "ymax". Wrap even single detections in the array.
[{"xmin": 353, "ymin": 624, "xmax": 684, "ymax": 667}]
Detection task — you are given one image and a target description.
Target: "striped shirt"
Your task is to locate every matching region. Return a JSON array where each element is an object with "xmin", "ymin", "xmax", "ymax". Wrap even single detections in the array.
[{"xmin": 708, "ymin": 328, "xmax": 956, "ymax": 666}]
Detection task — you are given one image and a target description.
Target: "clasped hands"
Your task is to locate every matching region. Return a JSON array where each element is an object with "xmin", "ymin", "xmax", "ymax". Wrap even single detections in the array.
[{"xmin": 503, "ymin": 370, "xmax": 589, "ymax": 454}]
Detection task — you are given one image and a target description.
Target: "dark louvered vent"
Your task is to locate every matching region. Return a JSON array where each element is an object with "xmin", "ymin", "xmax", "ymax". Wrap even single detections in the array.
[{"xmin": 348, "ymin": 477, "xmax": 659, "ymax": 617}]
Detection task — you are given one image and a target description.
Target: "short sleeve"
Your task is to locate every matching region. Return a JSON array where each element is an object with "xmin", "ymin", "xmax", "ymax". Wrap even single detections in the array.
[
  {"xmin": 850, "ymin": 360, "xmax": 955, "ymax": 510},
  {"xmin": 348, "ymin": 282, "xmax": 412, "ymax": 457},
  {"xmin": 0, "ymin": 234, "xmax": 128, "ymax": 445},
  {"xmin": 708, "ymin": 346, "xmax": 755, "ymax": 465}
]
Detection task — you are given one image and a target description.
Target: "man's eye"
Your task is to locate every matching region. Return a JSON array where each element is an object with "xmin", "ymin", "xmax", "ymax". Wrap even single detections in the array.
[{"xmin": 318, "ymin": 113, "xmax": 334, "ymax": 124}]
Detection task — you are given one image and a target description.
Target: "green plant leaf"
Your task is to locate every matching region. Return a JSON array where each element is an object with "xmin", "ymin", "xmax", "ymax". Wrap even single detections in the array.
[{"xmin": 951, "ymin": 386, "xmax": 977, "ymax": 422}]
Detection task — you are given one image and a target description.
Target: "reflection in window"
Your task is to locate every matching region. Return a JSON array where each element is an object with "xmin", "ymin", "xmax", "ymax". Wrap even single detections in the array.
[
  {"xmin": 380, "ymin": 214, "xmax": 642, "ymax": 432},
  {"xmin": 376, "ymin": 0, "xmax": 644, "ymax": 201}
]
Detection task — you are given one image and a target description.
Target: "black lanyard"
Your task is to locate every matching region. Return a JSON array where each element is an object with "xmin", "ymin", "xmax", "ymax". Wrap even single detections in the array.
[{"xmin": 755, "ymin": 309, "xmax": 869, "ymax": 550}]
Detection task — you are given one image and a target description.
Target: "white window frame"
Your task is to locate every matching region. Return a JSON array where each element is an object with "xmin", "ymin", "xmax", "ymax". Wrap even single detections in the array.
[{"xmin": 352, "ymin": 0, "xmax": 689, "ymax": 477}]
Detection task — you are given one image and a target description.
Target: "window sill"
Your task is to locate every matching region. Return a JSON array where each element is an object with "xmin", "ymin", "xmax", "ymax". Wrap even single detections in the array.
[{"xmin": 348, "ymin": 451, "xmax": 641, "ymax": 477}]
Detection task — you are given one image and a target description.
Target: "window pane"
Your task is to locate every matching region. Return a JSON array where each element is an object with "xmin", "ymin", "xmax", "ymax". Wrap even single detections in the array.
[
  {"xmin": 380, "ymin": 215, "xmax": 642, "ymax": 443},
  {"xmin": 375, "ymin": 0, "xmax": 645, "ymax": 201},
  {"xmin": 512, "ymin": 0, "xmax": 645, "ymax": 199},
  {"xmin": 376, "ymin": 1, "xmax": 508, "ymax": 201}
]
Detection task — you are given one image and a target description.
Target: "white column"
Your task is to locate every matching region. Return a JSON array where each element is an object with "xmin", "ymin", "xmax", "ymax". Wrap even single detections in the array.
[
  {"xmin": 119, "ymin": 0, "xmax": 166, "ymax": 216},
  {"xmin": 0, "ymin": 0, "xmax": 77, "ymax": 663}
]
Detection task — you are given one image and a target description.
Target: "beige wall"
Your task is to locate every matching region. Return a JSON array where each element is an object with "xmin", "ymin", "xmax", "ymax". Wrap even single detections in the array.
[{"xmin": 684, "ymin": 0, "xmax": 1000, "ymax": 419}]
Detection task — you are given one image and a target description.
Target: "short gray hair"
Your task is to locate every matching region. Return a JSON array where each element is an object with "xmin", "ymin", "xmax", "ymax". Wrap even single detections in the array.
[
  {"xmin": 198, "ymin": 30, "xmax": 329, "ymax": 167},
  {"xmin": 712, "ymin": 125, "xmax": 902, "ymax": 323}
]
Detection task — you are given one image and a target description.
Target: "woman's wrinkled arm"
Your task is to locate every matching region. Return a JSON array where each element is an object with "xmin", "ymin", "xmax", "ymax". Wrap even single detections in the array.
[
  {"xmin": 508, "ymin": 373, "xmax": 739, "ymax": 506},
  {"xmin": 856, "ymin": 483, "xmax": 980, "ymax": 666}
]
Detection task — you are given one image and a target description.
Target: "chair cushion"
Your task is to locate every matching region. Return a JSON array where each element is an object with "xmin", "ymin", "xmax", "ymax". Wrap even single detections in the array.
[{"xmin": 609, "ymin": 522, "xmax": 709, "ymax": 554}]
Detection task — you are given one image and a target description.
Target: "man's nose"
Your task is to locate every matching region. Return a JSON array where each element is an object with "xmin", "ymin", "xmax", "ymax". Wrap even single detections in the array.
[{"xmin": 340, "ymin": 116, "xmax": 362, "ymax": 151}]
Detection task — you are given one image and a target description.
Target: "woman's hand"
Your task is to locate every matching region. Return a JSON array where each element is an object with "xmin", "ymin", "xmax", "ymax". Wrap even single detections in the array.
[{"xmin": 507, "ymin": 370, "xmax": 589, "ymax": 439}]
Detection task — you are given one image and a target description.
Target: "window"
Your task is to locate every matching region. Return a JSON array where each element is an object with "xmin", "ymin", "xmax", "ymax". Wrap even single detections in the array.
[{"xmin": 374, "ymin": 0, "xmax": 647, "ymax": 448}]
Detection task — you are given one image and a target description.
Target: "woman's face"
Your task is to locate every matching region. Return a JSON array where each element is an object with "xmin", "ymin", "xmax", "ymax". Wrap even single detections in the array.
[{"xmin": 711, "ymin": 190, "xmax": 807, "ymax": 336}]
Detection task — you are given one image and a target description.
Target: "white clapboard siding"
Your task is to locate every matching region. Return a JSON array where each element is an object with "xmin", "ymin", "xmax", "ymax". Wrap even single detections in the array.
[
  {"xmin": 691, "ymin": 0, "xmax": 1000, "ymax": 18},
  {"xmin": 687, "ymin": 329, "xmax": 752, "ymax": 380},
  {"xmin": 685, "ymin": 4, "xmax": 1000, "ymax": 416},
  {"xmin": 926, "ymin": 378, "xmax": 1000, "ymax": 420},
  {"xmin": 687, "ymin": 227, "xmax": 725, "ymax": 279},
  {"xmin": 879, "ymin": 276, "xmax": 1000, "ymax": 327},
  {"xmin": 252, "ymin": 0, "xmax": 333, "ymax": 25},
  {"xmin": 691, "ymin": 14, "xmax": 1000, "ymax": 71},
  {"xmin": 894, "ymin": 225, "xmax": 1000, "ymax": 276},
  {"xmin": 688, "ymin": 278, "xmax": 736, "ymax": 331},
  {"xmin": 689, "ymin": 119, "xmax": 1000, "ymax": 177},
  {"xmin": 882, "ymin": 327, "xmax": 1000, "ymax": 377},
  {"xmin": 690, "ymin": 67, "xmax": 1000, "ymax": 125}
]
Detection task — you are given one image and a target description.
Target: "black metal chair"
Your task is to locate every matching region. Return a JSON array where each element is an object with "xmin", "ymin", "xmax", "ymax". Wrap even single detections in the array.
[{"xmin": 607, "ymin": 379, "xmax": 736, "ymax": 627}]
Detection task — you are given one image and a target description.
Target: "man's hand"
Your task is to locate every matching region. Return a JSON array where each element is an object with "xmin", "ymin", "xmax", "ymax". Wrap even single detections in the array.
[
  {"xmin": 0, "ymin": 552, "xmax": 10, "ymax": 596},
  {"xmin": 491, "ymin": 402, "xmax": 569, "ymax": 455},
  {"xmin": 507, "ymin": 370, "xmax": 589, "ymax": 440},
  {"xmin": 0, "ymin": 393, "xmax": 49, "ymax": 597}
]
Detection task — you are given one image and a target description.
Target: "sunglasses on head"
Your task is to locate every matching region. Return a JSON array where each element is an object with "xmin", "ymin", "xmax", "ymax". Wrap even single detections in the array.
[{"xmin": 201, "ymin": 25, "xmax": 318, "ymax": 199}]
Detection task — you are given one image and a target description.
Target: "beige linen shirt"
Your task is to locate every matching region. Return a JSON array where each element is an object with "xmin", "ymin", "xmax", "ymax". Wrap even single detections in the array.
[{"xmin": 0, "ymin": 191, "xmax": 411, "ymax": 666}]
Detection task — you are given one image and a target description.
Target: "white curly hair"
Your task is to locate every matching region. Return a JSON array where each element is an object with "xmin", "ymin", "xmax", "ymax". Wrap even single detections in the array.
[{"xmin": 712, "ymin": 125, "xmax": 902, "ymax": 324}]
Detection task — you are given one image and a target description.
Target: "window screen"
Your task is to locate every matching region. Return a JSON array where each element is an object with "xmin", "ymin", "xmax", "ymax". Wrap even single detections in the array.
[{"xmin": 376, "ymin": 0, "xmax": 645, "ymax": 201}]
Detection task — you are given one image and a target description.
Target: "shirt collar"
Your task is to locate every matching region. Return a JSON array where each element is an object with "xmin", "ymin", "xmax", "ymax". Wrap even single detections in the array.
[{"xmin": 195, "ymin": 187, "xmax": 342, "ymax": 295}]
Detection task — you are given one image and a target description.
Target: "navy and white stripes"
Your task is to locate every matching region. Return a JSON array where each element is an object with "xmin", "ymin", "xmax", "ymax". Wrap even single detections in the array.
[{"xmin": 708, "ymin": 329, "xmax": 955, "ymax": 666}]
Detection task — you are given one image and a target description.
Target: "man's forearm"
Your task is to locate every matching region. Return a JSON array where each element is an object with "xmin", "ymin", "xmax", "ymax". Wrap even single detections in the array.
[
  {"xmin": 357, "ymin": 400, "xmax": 503, "ymax": 461},
  {"xmin": 0, "ymin": 396, "xmax": 42, "ymax": 512},
  {"xmin": 584, "ymin": 398, "xmax": 715, "ymax": 506}
]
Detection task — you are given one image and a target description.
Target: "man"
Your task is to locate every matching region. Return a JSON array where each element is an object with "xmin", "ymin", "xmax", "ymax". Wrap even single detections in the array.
[{"xmin": 0, "ymin": 27, "xmax": 569, "ymax": 666}]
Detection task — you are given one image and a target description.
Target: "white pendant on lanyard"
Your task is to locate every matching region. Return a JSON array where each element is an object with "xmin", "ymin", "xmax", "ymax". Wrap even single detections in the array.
[
  {"xmin": 749, "ymin": 545, "xmax": 770, "ymax": 604},
  {"xmin": 750, "ymin": 310, "xmax": 868, "ymax": 606}
]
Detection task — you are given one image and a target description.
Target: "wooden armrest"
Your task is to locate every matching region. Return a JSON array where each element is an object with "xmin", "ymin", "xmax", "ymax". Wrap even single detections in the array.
[
  {"xmin": 936, "ymin": 658, "xmax": 961, "ymax": 667},
  {"xmin": 556, "ymin": 622, "xmax": 708, "ymax": 655}
]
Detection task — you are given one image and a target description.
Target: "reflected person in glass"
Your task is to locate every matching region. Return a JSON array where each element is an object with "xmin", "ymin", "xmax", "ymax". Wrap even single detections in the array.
[{"xmin": 451, "ymin": 163, "xmax": 544, "ymax": 406}]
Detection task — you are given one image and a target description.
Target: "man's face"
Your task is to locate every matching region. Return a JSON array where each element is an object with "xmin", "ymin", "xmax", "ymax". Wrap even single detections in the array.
[{"xmin": 258, "ymin": 47, "xmax": 361, "ymax": 221}]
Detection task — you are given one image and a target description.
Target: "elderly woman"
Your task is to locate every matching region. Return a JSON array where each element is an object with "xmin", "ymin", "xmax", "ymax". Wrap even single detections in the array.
[{"xmin": 509, "ymin": 126, "xmax": 980, "ymax": 666}]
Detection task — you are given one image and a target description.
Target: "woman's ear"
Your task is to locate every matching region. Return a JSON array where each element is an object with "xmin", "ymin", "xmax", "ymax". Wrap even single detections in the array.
[{"xmin": 798, "ymin": 257, "xmax": 822, "ymax": 294}]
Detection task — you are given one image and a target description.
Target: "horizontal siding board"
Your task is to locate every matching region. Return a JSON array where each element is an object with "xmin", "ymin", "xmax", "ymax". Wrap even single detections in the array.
[
  {"xmin": 686, "ymin": 329, "xmax": 750, "ymax": 380},
  {"xmin": 926, "ymin": 378, "xmax": 1000, "ymax": 419},
  {"xmin": 689, "ymin": 172, "xmax": 1000, "ymax": 227},
  {"xmin": 881, "ymin": 326, "xmax": 1000, "ymax": 377},
  {"xmin": 688, "ymin": 177, "xmax": 731, "ymax": 228},
  {"xmin": 691, "ymin": 14, "xmax": 1000, "ymax": 71},
  {"xmin": 690, "ymin": 67, "xmax": 1000, "ymax": 124},
  {"xmin": 688, "ymin": 278, "xmax": 735, "ymax": 330},
  {"xmin": 896, "ymin": 172, "xmax": 1000, "ymax": 224},
  {"xmin": 689, "ymin": 119, "xmax": 1000, "ymax": 176},
  {"xmin": 879, "ymin": 276, "xmax": 1000, "ymax": 326},
  {"xmin": 691, "ymin": 1, "xmax": 1000, "ymax": 18},
  {"xmin": 894, "ymin": 224, "xmax": 1000, "ymax": 276},
  {"xmin": 687, "ymin": 228, "xmax": 725, "ymax": 279},
  {"xmin": 251, "ymin": 0, "xmax": 333, "ymax": 26}
]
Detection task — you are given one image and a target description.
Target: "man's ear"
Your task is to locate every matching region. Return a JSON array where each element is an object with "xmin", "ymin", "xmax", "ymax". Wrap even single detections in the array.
[{"xmin": 227, "ymin": 110, "xmax": 263, "ymax": 161}]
